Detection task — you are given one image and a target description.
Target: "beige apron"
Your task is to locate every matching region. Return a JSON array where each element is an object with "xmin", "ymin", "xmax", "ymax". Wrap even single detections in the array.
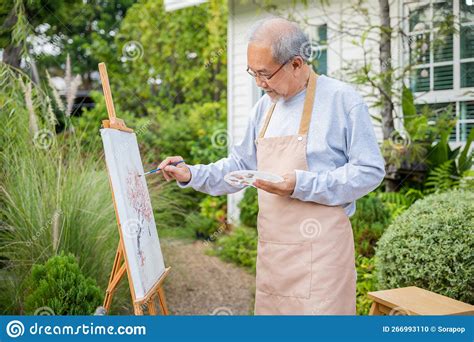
[{"xmin": 254, "ymin": 70, "xmax": 356, "ymax": 315}]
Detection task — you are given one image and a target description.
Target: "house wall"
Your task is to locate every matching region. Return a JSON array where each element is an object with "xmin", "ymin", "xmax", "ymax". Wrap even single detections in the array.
[{"xmin": 227, "ymin": 0, "xmax": 404, "ymax": 224}]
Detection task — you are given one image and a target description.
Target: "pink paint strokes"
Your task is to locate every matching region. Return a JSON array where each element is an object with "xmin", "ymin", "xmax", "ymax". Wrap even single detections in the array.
[
  {"xmin": 126, "ymin": 169, "xmax": 153, "ymax": 267},
  {"xmin": 126, "ymin": 170, "xmax": 153, "ymax": 222}
]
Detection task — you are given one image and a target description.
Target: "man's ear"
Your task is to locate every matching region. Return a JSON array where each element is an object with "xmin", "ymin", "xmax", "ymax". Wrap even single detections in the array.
[{"xmin": 291, "ymin": 56, "xmax": 305, "ymax": 70}]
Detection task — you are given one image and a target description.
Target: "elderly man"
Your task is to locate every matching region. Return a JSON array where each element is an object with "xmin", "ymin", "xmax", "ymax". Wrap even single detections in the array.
[{"xmin": 158, "ymin": 17, "xmax": 385, "ymax": 315}]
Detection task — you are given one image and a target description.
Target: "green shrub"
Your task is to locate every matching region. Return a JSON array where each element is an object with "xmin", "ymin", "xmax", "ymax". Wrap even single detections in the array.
[
  {"xmin": 356, "ymin": 255, "xmax": 378, "ymax": 315},
  {"xmin": 0, "ymin": 64, "xmax": 118, "ymax": 314},
  {"xmin": 199, "ymin": 195, "xmax": 227, "ymax": 224},
  {"xmin": 185, "ymin": 212, "xmax": 222, "ymax": 240},
  {"xmin": 238, "ymin": 187, "xmax": 258, "ymax": 228},
  {"xmin": 351, "ymin": 193, "xmax": 391, "ymax": 257},
  {"xmin": 149, "ymin": 180, "xmax": 202, "ymax": 240},
  {"xmin": 76, "ymin": 91, "xmax": 144, "ymax": 155},
  {"xmin": 375, "ymin": 189, "xmax": 474, "ymax": 304},
  {"xmin": 353, "ymin": 193, "xmax": 391, "ymax": 226},
  {"xmin": 209, "ymin": 226, "xmax": 257, "ymax": 273},
  {"xmin": 187, "ymin": 102, "xmax": 229, "ymax": 165},
  {"xmin": 375, "ymin": 189, "xmax": 421, "ymax": 220},
  {"xmin": 148, "ymin": 102, "xmax": 228, "ymax": 166},
  {"xmin": 25, "ymin": 253, "xmax": 102, "ymax": 315}
]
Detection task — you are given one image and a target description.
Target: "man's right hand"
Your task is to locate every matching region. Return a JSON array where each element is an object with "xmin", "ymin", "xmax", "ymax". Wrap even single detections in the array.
[{"xmin": 157, "ymin": 156, "xmax": 191, "ymax": 183}]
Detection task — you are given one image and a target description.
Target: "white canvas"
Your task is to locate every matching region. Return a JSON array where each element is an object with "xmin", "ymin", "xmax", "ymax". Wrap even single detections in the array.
[{"xmin": 101, "ymin": 128, "xmax": 165, "ymax": 300}]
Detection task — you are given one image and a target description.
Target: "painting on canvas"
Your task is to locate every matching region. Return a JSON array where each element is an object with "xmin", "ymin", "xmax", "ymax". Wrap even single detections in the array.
[{"xmin": 101, "ymin": 128, "xmax": 165, "ymax": 299}]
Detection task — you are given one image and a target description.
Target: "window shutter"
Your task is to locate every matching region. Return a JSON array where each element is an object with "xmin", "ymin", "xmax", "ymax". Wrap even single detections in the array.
[{"xmin": 434, "ymin": 65, "xmax": 454, "ymax": 90}]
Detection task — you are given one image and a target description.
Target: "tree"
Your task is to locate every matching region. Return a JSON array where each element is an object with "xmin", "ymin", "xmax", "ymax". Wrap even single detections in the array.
[
  {"xmin": 106, "ymin": 0, "xmax": 227, "ymax": 114},
  {"xmin": 0, "ymin": 0, "xmax": 79, "ymax": 68},
  {"xmin": 35, "ymin": 0, "xmax": 136, "ymax": 88},
  {"xmin": 378, "ymin": 0, "xmax": 395, "ymax": 141}
]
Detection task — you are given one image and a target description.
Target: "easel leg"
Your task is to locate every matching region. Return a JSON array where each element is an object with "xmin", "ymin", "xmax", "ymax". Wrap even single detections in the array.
[
  {"xmin": 157, "ymin": 287, "xmax": 169, "ymax": 315},
  {"xmin": 106, "ymin": 250, "xmax": 171, "ymax": 316},
  {"xmin": 148, "ymin": 298, "xmax": 158, "ymax": 315},
  {"xmin": 103, "ymin": 242, "xmax": 124, "ymax": 313},
  {"xmin": 134, "ymin": 303, "xmax": 144, "ymax": 315}
]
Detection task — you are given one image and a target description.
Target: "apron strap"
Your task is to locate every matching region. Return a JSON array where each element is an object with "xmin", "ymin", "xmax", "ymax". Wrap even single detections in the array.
[
  {"xmin": 298, "ymin": 70, "xmax": 317, "ymax": 135},
  {"xmin": 257, "ymin": 69, "xmax": 318, "ymax": 139},
  {"xmin": 258, "ymin": 102, "xmax": 277, "ymax": 139}
]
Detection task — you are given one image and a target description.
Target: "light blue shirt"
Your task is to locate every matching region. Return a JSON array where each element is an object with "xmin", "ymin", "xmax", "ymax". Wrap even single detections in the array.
[{"xmin": 177, "ymin": 74, "xmax": 386, "ymax": 217}]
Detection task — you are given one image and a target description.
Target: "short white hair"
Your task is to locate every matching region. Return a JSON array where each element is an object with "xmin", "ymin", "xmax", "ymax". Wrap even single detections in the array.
[{"xmin": 247, "ymin": 17, "xmax": 311, "ymax": 64}]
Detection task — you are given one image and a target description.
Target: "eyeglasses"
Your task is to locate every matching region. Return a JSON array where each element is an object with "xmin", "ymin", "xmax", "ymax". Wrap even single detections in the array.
[{"xmin": 246, "ymin": 57, "xmax": 294, "ymax": 82}]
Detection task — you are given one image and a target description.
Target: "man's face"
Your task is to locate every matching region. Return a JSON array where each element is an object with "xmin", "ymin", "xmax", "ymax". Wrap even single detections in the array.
[{"xmin": 247, "ymin": 42, "xmax": 293, "ymax": 101}]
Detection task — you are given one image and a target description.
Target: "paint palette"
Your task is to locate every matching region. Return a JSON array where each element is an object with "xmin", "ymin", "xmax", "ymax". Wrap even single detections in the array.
[{"xmin": 224, "ymin": 170, "xmax": 284, "ymax": 188}]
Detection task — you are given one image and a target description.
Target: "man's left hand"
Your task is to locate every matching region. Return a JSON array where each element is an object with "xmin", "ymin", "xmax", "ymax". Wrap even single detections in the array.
[{"xmin": 253, "ymin": 172, "xmax": 296, "ymax": 197}]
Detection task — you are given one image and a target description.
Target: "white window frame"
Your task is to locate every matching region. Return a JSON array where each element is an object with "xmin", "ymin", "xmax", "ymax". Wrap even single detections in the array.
[{"xmin": 403, "ymin": 0, "xmax": 474, "ymax": 144}]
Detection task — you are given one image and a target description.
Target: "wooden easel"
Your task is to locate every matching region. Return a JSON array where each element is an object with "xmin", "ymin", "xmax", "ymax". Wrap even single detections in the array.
[{"xmin": 99, "ymin": 62, "xmax": 171, "ymax": 315}]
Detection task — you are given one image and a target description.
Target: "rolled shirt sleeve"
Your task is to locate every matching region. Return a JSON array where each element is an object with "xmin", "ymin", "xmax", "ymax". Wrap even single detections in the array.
[{"xmin": 290, "ymin": 102, "xmax": 386, "ymax": 206}]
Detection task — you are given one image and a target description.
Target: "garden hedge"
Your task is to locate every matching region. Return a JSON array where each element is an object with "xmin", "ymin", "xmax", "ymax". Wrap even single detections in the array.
[{"xmin": 375, "ymin": 189, "xmax": 474, "ymax": 304}]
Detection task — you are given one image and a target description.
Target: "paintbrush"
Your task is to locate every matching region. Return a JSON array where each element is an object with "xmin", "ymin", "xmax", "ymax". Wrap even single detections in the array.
[{"xmin": 140, "ymin": 160, "xmax": 185, "ymax": 177}]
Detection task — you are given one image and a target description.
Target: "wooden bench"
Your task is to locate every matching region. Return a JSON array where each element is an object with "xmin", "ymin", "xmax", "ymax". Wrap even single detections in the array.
[{"xmin": 368, "ymin": 286, "xmax": 474, "ymax": 315}]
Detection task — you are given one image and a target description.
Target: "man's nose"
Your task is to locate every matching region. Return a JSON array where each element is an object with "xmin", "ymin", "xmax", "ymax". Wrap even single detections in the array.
[{"xmin": 255, "ymin": 77, "xmax": 268, "ymax": 89}]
